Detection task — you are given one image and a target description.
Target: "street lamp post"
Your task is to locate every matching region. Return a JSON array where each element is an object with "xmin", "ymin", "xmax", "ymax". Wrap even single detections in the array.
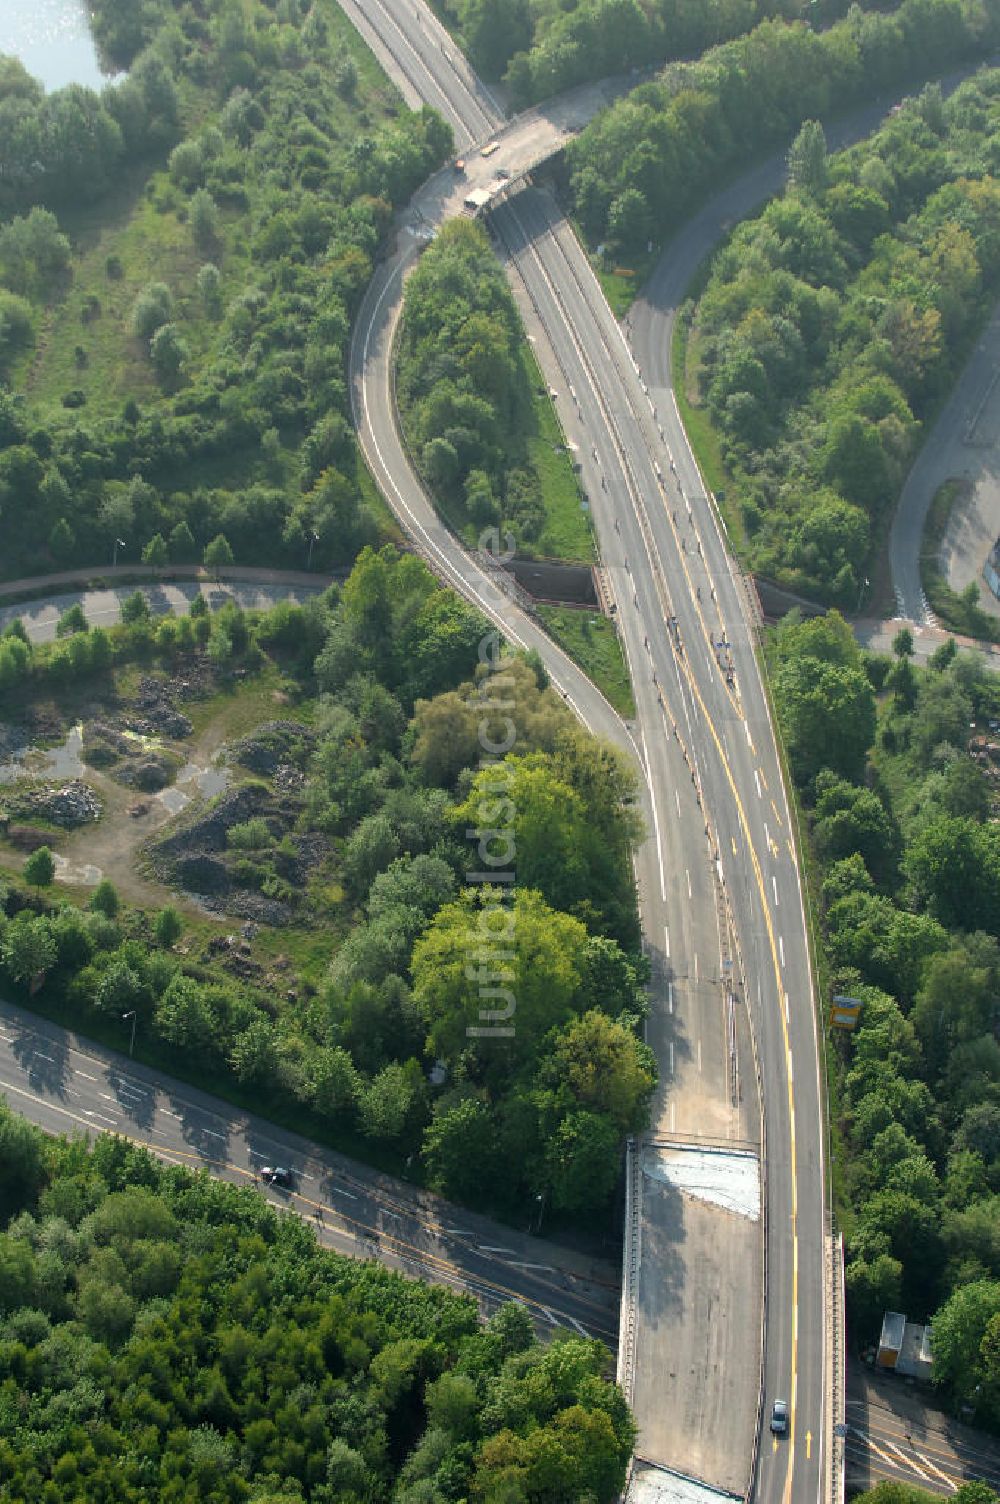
[
  {"xmin": 113, "ymin": 537, "xmax": 126, "ymax": 569},
  {"xmin": 857, "ymin": 574, "xmax": 870, "ymax": 613},
  {"xmin": 122, "ymin": 1010, "xmax": 136, "ymax": 1057},
  {"xmin": 307, "ymin": 530, "xmax": 319, "ymax": 570}
]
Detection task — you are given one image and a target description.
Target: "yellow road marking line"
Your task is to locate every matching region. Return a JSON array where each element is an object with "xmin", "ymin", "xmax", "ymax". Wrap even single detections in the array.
[{"xmin": 663, "ymin": 616, "xmax": 802, "ymax": 1502}]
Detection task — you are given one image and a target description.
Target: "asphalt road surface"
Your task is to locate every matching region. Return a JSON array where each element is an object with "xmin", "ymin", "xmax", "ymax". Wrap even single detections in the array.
[
  {"xmin": 0, "ymin": 578, "xmax": 326, "ymax": 644},
  {"xmin": 339, "ymin": 3, "xmax": 827, "ymax": 1499},
  {"xmin": 845, "ymin": 1360, "xmax": 1000, "ymax": 1496},
  {"xmin": 0, "ymin": 996, "xmax": 620, "ymax": 1343}
]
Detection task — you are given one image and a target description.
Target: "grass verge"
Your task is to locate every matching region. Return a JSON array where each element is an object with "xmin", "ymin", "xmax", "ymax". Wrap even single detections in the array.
[
  {"xmin": 537, "ymin": 605, "xmax": 635, "ymax": 718},
  {"xmin": 524, "ymin": 349, "xmax": 594, "ymax": 562},
  {"xmin": 672, "ymin": 308, "xmax": 745, "ymax": 553}
]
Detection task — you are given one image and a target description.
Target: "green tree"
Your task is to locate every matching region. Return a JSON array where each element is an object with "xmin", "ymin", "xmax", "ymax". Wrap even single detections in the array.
[
  {"xmin": 90, "ymin": 879, "xmax": 119, "ymax": 919},
  {"xmin": 141, "ymin": 533, "xmax": 168, "ymax": 571},
  {"xmin": 23, "ymin": 845, "xmax": 55, "ymax": 887},
  {"xmin": 56, "ymin": 603, "xmax": 88, "ymax": 637},
  {"xmin": 358, "ymin": 1060, "xmax": 426, "ymax": 1143},
  {"xmin": 775, "ymin": 653, "xmax": 876, "ymax": 783},
  {"xmin": 190, "ymin": 188, "xmax": 220, "ymax": 249},
  {"xmin": 607, "ymin": 187, "xmax": 651, "ymax": 253},
  {"xmin": 412, "ymin": 888, "xmax": 588, "ymax": 1069},
  {"xmin": 422, "ymin": 1098, "xmax": 498, "ymax": 1202},
  {"xmin": 931, "ymin": 1279, "xmax": 1000, "ymax": 1414},
  {"xmin": 120, "ymin": 590, "xmax": 150, "ymax": 625},
  {"xmin": 546, "ymin": 1110, "xmax": 620, "ymax": 1212},
  {"xmin": 1, "ymin": 913, "xmax": 56, "ymax": 985},
  {"xmin": 787, "ymin": 119, "xmax": 829, "ymax": 197},
  {"xmin": 130, "ymin": 281, "xmax": 173, "ymax": 339},
  {"xmin": 149, "ymin": 323, "xmax": 187, "ymax": 385},
  {"xmin": 905, "ymin": 817, "xmax": 1000, "ymax": 935},
  {"xmin": 48, "ymin": 516, "xmax": 75, "ymax": 563},
  {"xmin": 543, "ymin": 1011, "xmax": 656, "ymax": 1133},
  {"xmin": 845, "ymin": 1253, "xmax": 904, "ymax": 1342},
  {"xmin": 169, "ymin": 520, "xmax": 196, "ymax": 562},
  {"xmin": 0, "ymin": 1101, "xmax": 45, "ymax": 1220},
  {"xmin": 154, "ymin": 907, "xmax": 182, "ymax": 948},
  {"xmin": 204, "ymin": 533, "xmax": 234, "ymax": 578},
  {"xmin": 155, "ymin": 975, "xmax": 215, "ymax": 1054}
]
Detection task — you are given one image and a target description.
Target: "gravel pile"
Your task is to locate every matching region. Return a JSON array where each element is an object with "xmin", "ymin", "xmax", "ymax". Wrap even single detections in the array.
[
  {"xmin": 5, "ymin": 779, "xmax": 102, "ymax": 827},
  {"xmin": 123, "ymin": 678, "xmax": 193, "ymax": 739}
]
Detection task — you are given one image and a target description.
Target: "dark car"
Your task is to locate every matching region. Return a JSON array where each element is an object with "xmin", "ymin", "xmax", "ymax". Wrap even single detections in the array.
[
  {"xmin": 770, "ymin": 1400, "xmax": 789, "ymax": 1436},
  {"xmin": 261, "ymin": 1165, "xmax": 293, "ymax": 1188}
]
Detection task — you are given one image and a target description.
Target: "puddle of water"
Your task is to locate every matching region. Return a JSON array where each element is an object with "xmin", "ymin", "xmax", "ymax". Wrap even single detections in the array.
[
  {"xmin": 53, "ymin": 853, "xmax": 102, "ymax": 887},
  {"xmin": 0, "ymin": 724, "xmax": 85, "ymax": 785},
  {"xmin": 176, "ymin": 763, "xmax": 230, "ymax": 798},
  {"xmin": 158, "ymin": 787, "xmax": 190, "ymax": 815},
  {"xmin": 156, "ymin": 762, "xmax": 229, "ymax": 816}
]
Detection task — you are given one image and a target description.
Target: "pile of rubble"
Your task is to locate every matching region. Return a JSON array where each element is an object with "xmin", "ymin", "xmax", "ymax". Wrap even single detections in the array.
[
  {"xmin": 3, "ymin": 779, "xmax": 102, "ymax": 828},
  {"xmin": 122, "ymin": 678, "xmax": 193, "ymax": 740}
]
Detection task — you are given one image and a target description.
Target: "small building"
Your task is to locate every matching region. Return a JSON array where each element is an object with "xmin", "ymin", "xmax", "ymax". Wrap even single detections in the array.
[
  {"xmin": 897, "ymin": 1321, "xmax": 934, "ymax": 1381},
  {"xmin": 877, "ymin": 1310, "xmax": 933, "ymax": 1380},
  {"xmin": 877, "ymin": 1310, "xmax": 906, "ymax": 1368}
]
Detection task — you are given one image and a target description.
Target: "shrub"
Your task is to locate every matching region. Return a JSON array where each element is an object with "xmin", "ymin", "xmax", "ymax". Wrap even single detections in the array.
[{"xmin": 130, "ymin": 282, "xmax": 173, "ymax": 339}]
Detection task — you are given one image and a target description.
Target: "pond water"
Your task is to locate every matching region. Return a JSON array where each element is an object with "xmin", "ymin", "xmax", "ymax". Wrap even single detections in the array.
[
  {"xmin": 0, "ymin": 725, "xmax": 85, "ymax": 785},
  {"xmin": 0, "ymin": 0, "xmax": 111, "ymax": 93}
]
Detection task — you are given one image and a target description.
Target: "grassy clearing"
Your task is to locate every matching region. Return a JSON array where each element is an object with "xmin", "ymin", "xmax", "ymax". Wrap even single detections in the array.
[
  {"xmin": 28, "ymin": 178, "xmax": 248, "ymax": 420},
  {"xmin": 537, "ymin": 605, "xmax": 635, "ymax": 718},
  {"xmin": 182, "ymin": 661, "xmax": 310, "ymax": 741}
]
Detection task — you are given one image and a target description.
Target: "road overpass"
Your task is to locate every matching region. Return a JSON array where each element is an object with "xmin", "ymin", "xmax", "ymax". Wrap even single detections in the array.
[{"xmin": 338, "ymin": 3, "xmax": 830, "ymax": 1501}]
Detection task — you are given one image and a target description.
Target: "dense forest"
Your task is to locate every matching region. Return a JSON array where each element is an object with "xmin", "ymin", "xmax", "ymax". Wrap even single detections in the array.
[
  {"xmin": 434, "ymin": 0, "xmax": 850, "ymax": 104},
  {"xmin": 0, "ymin": 548, "xmax": 653, "ymax": 1226},
  {"xmin": 0, "ymin": 0, "xmax": 451, "ymax": 582},
  {"xmin": 564, "ymin": 0, "xmax": 997, "ymax": 257},
  {"xmin": 770, "ymin": 612, "xmax": 1000, "ymax": 1429},
  {"xmin": 399, "ymin": 221, "xmax": 544, "ymax": 549},
  {"xmin": 0, "ymin": 1109, "xmax": 635, "ymax": 1502},
  {"xmin": 678, "ymin": 74, "xmax": 1000, "ymax": 604}
]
